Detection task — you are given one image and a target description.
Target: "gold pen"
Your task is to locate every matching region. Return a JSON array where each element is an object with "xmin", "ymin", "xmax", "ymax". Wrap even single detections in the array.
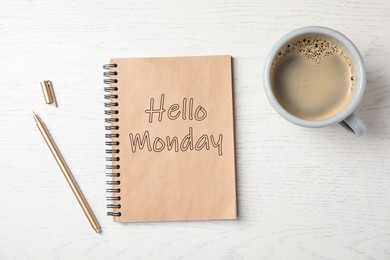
[{"xmin": 33, "ymin": 112, "xmax": 101, "ymax": 234}]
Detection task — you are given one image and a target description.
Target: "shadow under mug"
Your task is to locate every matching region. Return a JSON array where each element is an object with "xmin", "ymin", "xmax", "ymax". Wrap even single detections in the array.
[{"xmin": 264, "ymin": 26, "xmax": 367, "ymax": 136}]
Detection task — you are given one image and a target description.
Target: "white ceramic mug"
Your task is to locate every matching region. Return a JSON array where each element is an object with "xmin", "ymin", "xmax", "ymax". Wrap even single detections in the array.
[{"xmin": 264, "ymin": 26, "xmax": 367, "ymax": 136}]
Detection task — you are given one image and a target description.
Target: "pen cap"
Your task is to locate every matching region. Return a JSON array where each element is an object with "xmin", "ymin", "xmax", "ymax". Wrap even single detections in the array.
[{"xmin": 40, "ymin": 80, "xmax": 56, "ymax": 105}]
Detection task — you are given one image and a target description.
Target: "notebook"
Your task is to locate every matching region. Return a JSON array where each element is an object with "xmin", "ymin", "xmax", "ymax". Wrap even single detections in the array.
[{"xmin": 103, "ymin": 55, "xmax": 237, "ymax": 222}]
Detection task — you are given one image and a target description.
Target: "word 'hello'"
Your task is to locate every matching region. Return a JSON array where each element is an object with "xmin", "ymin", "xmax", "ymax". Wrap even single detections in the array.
[{"xmin": 144, "ymin": 94, "xmax": 207, "ymax": 123}]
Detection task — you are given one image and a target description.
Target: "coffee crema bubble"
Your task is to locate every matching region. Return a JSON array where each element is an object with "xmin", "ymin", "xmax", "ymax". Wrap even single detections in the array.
[{"xmin": 271, "ymin": 35, "xmax": 355, "ymax": 121}]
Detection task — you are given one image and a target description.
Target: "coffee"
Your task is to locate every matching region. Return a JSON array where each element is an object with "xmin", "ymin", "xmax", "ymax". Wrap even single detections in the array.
[{"xmin": 271, "ymin": 35, "xmax": 355, "ymax": 121}]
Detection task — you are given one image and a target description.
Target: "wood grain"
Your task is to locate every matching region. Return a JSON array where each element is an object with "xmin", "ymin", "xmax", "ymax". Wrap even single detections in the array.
[{"xmin": 0, "ymin": 0, "xmax": 389, "ymax": 259}]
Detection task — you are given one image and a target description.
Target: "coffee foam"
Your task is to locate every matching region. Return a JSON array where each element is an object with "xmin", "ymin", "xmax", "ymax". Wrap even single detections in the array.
[
  {"xmin": 270, "ymin": 34, "xmax": 356, "ymax": 121},
  {"xmin": 273, "ymin": 34, "xmax": 354, "ymax": 78}
]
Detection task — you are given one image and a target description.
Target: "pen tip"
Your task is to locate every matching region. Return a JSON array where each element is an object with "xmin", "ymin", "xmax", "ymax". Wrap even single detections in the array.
[{"xmin": 32, "ymin": 112, "xmax": 39, "ymax": 122}]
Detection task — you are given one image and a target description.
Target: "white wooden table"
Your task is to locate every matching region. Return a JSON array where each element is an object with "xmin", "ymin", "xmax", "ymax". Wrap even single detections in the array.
[{"xmin": 1, "ymin": 0, "xmax": 390, "ymax": 259}]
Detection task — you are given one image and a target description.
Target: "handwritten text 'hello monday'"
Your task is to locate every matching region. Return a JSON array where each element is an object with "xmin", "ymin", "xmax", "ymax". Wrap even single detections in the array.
[{"xmin": 128, "ymin": 94, "xmax": 223, "ymax": 156}]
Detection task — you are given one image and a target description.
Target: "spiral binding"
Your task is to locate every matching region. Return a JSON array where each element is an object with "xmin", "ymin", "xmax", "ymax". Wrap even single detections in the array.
[{"xmin": 104, "ymin": 63, "xmax": 121, "ymax": 217}]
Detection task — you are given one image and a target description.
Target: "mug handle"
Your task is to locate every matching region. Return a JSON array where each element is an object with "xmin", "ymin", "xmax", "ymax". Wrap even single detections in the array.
[{"xmin": 339, "ymin": 113, "xmax": 367, "ymax": 136}]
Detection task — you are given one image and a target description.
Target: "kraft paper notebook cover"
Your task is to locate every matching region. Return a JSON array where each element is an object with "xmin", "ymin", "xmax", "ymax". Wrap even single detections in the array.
[{"xmin": 103, "ymin": 55, "xmax": 236, "ymax": 222}]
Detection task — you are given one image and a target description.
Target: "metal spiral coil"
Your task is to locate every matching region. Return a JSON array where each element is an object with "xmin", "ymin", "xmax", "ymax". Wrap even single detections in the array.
[{"xmin": 104, "ymin": 63, "xmax": 121, "ymax": 217}]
